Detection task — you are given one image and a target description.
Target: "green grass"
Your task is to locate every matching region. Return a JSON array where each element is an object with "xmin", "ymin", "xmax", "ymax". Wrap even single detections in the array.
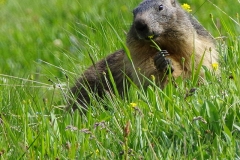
[{"xmin": 0, "ymin": 0, "xmax": 239, "ymax": 159}]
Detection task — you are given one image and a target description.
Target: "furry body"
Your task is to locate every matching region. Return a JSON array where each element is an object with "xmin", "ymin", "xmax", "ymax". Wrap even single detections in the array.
[{"xmin": 70, "ymin": 0, "xmax": 218, "ymax": 111}]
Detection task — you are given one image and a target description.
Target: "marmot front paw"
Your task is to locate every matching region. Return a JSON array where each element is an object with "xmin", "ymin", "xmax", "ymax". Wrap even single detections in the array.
[{"xmin": 154, "ymin": 50, "xmax": 174, "ymax": 74}]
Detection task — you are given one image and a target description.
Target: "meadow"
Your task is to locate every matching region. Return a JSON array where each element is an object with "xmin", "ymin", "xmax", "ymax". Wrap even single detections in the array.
[{"xmin": 0, "ymin": 0, "xmax": 239, "ymax": 159}]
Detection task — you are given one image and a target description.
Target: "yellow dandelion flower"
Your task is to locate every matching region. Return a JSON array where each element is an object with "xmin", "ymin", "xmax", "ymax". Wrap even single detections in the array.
[
  {"xmin": 212, "ymin": 63, "xmax": 218, "ymax": 71},
  {"xmin": 130, "ymin": 103, "xmax": 137, "ymax": 108},
  {"xmin": 181, "ymin": 3, "xmax": 192, "ymax": 12}
]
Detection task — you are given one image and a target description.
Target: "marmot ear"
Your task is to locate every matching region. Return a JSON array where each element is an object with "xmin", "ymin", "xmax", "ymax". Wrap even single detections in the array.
[{"xmin": 171, "ymin": 0, "xmax": 176, "ymax": 7}]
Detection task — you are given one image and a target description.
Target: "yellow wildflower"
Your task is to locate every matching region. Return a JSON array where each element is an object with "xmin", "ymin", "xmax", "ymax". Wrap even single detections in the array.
[
  {"xmin": 212, "ymin": 63, "xmax": 218, "ymax": 71},
  {"xmin": 130, "ymin": 103, "xmax": 137, "ymax": 108},
  {"xmin": 96, "ymin": 149, "xmax": 99, "ymax": 154},
  {"xmin": 181, "ymin": 3, "xmax": 192, "ymax": 12}
]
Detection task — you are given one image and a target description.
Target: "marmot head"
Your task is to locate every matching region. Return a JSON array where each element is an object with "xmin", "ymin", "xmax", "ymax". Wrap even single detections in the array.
[{"xmin": 131, "ymin": 0, "xmax": 189, "ymax": 42}]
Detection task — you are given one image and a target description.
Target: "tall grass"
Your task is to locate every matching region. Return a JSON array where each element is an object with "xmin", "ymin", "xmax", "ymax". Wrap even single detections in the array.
[{"xmin": 0, "ymin": 0, "xmax": 239, "ymax": 159}]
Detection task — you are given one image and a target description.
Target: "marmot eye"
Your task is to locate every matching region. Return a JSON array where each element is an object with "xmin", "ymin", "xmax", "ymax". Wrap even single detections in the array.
[{"xmin": 159, "ymin": 4, "xmax": 163, "ymax": 11}]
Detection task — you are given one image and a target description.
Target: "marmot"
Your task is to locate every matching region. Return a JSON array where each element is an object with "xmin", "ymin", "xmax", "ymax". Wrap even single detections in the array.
[{"xmin": 69, "ymin": 0, "xmax": 218, "ymax": 112}]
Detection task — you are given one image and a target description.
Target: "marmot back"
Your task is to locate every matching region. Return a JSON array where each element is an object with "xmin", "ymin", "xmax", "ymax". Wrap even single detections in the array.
[{"xmin": 69, "ymin": 0, "xmax": 218, "ymax": 112}]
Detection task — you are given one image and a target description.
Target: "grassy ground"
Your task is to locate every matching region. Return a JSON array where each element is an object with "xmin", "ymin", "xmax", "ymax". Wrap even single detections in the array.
[{"xmin": 0, "ymin": 0, "xmax": 239, "ymax": 159}]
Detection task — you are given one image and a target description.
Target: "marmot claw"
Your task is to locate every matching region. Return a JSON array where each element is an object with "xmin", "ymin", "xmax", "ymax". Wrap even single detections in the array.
[{"xmin": 154, "ymin": 50, "xmax": 174, "ymax": 74}]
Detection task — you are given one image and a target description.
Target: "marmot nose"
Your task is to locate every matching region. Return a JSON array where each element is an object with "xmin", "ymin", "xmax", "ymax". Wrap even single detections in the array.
[{"xmin": 134, "ymin": 19, "xmax": 149, "ymax": 35}]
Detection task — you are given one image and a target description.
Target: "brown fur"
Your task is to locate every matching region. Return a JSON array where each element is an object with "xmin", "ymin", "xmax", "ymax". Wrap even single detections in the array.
[{"xmin": 69, "ymin": 0, "xmax": 218, "ymax": 112}]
